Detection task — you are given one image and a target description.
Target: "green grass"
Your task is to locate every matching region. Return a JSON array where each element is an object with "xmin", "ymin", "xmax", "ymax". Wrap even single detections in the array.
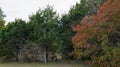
[{"xmin": 0, "ymin": 62, "xmax": 88, "ymax": 67}]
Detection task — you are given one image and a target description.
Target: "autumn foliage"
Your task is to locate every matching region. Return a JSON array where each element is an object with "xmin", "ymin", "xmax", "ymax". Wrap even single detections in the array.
[{"xmin": 72, "ymin": 0, "xmax": 120, "ymax": 66}]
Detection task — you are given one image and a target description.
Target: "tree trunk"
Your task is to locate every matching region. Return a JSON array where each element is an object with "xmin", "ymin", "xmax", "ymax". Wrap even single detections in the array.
[{"xmin": 44, "ymin": 51, "xmax": 47, "ymax": 63}]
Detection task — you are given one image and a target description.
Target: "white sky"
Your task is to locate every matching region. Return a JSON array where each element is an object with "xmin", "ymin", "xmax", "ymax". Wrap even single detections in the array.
[{"xmin": 0, "ymin": 0, "xmax": 80, "ymax": 22}]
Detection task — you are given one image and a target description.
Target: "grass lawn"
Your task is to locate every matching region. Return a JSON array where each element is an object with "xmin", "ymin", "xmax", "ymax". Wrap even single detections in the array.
[{"xmin": 0, "ymin": 62, "xmax": 89, "ymax": 67}]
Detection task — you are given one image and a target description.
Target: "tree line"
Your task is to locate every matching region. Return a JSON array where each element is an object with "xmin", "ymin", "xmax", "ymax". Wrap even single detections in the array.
[{"xmin": 0, "ymin": 0, "xmax": 120, "ymax": 66}]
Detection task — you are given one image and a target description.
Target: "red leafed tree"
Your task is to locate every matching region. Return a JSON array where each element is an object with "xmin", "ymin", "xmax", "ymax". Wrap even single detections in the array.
[{"xmin": 72, "ymin": 0, "xmax": 120, "ymax": 65}]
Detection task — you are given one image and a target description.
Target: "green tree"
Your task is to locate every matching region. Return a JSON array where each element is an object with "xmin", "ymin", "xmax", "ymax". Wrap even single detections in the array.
[
  {"xmin": 0, "ymin": 7, "xmax": 5, "ymax": 20},
  {"xmin": 58, "ymin": 0, "xmax": 89, "ymax": 59},
  {"xmin": 28, "ymin": 6, "xmax": 60, "ymax": 62},
  {"xmin": 69, "ymin": 0, "xmax": 89, "ymax": 25},
  {"xmin": 0, "ymin": 7, "xmax": 5, "ymax": 29},
  {"xmin": 5, "ymin": 19, "xmax": 27, "ymax": 61},
  {"xmin": 0, "ymin": 7, "xmax": 9, "ymax": 60}
]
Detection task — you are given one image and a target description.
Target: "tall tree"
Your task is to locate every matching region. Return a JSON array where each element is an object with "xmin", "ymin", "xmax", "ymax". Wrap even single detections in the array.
[
  {"xmin": 0, "ymin": 7, "xmax": 8, "ymax": 60},
  {"xmin": 5, "ymin": 19, "xmax": 27, "ymax": 61},
  {"xmin": 0, "ymin": 7, "xmax": 5, "ymax": 20},
  {"xmin": 28, "ymin": 6, "xmax": 60, "ymax": 62},
  {"xmin": 0, "ymin": 7, "xmax": 5, "ymax": 29},
  {"xmin": 58, "ymin": 0, "xmax": 90, "ymax": 59}
]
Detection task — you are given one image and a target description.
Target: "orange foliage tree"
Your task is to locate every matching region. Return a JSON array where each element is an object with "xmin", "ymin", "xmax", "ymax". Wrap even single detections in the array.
[{"xmin": 72, "ymin": 0, "xmax": 120, "ymax": 66}]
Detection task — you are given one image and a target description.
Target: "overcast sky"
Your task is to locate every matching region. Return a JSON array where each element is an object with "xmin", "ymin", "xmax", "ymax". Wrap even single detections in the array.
[{"xmin": 0, "ymin": 0, "xmax": 80, "ymax": 22}]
